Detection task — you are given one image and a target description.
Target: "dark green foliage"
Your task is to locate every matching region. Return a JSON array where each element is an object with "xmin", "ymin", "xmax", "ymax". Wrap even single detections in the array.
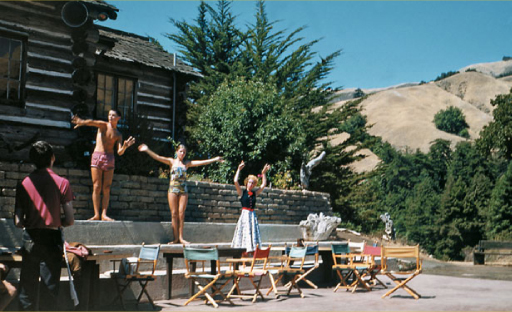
[
  {"xmin": 478, "ymin": 90, "xmax": 512, "ymax": 159},
  {"xmin": 434, "ymin": 70, "xmax": 459, "ymax": 81},
  {"xmin": 166, "ymin": 0, "xmax": 341, "ymax": 184},
  {"xmin": 487, "ymin": 161, "xmax": 512, "ymax": 239},
  {"xmin": 353, "ymin": 88, "xmax": 365, "ymax": 98},
  {"xmin": 115, "ymin": 113, "xmax": 174, "ymax": 176},
  {"xmin": 433, "ymin": 106, "xmax": 470, "ymax": 138},
  {"xmin": 193, "ymin": 78, "xmax": 305, "ymax": 183}
]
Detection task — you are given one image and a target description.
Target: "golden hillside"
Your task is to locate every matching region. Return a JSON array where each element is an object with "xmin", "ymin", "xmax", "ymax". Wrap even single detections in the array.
[{"xmin": 323, "ymin": 60, "xmax": 512, "ymax": 172}]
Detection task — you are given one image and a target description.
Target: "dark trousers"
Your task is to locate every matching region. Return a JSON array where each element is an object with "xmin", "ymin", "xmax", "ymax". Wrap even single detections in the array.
[{"xmin": 18, "ymin": 229, "xmax": 63, "ymax": 311}]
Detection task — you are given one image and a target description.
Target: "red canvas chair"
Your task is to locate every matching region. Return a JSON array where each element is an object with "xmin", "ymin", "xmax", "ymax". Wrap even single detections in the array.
[
  {"xmin": 227, "ymin": 245, "xmax": 272, "ymax": 303},
  {"xmin": 361, "ymin": 245, "xmax": 387, "ymax": 289}
]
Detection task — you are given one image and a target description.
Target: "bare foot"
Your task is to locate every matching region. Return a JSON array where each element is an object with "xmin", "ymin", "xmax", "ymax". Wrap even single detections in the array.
[
  {"xmin": 167, "ymin": 240, "xmax": 180, "ymax": 245},
  {"xmin": 88, "ymin": 216, "xmax": 100, "ymax": 221},
  {"xmin": 180, "ymin": 239, "xmax": 190, "ymax": 245},
  {"xmin": 101, "ymin": 215, "xmax": 115, "ymax": 221}
]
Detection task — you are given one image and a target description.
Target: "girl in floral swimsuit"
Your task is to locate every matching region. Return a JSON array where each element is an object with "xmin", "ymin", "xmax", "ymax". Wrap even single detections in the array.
[
  {"xmin": 138, "ymin": 143, "xmax": 223, "ymax": 244},
  {"xmin": 231, "ymin": 161, "xmax": 271, "ymax": 252}
]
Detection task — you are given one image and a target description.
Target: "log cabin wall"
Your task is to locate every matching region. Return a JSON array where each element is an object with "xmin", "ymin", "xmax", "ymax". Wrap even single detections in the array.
[
  {"xmin": 0, "ymin": 1, "xmax": 199, "ymax": 168},
  {"xmin": 0, "ymin": 1, "xmax": 77, "ymax": 162}
]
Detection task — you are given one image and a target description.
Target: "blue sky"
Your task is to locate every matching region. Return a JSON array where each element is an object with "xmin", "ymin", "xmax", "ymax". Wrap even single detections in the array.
[{"xmin": 101, "ymin": 1, "xmax": 512, "ymax": 89}]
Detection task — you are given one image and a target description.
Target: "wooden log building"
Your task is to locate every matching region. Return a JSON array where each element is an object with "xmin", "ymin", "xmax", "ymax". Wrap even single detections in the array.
[{"xmin": 0, "ymin": 0, "xmax": 201, "ymax": 166}]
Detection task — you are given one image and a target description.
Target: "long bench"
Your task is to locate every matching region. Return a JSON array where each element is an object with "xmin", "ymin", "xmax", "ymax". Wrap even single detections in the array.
[{"xmin": 473, "ymin": 240, "xmax": 512, "ymax": 265}]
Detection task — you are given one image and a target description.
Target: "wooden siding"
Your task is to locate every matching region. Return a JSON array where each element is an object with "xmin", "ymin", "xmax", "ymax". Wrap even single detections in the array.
[{"xmin": 0, "ymin": 1, "xmax": 194, "ymax": 164}]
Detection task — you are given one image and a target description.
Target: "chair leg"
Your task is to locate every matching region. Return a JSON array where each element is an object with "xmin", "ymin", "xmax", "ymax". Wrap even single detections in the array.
[
  {"xmin": 382, "ymin": 273, "xmax": 420, "ymax": 299},
  {"xmin": 113, "ymin": 279, "xmax": 130, "ymax": 310},
  {"xmin": 250, "ymin": 276, "xmax": 265, "ymax": 303},
  {"xmin": 285, "ymin": 267, "xmax": 319, "ymax": 289},
  {"xmin": 266, "ymin": 273, "xmax": 282, "ymax": 296},
  {"xmin": 136, "ymin": 280, "xmax": 155, "ymax": 309},
  {"xmin": 184, "ymin": 278, "xmax": 219, "ymax": 307}
]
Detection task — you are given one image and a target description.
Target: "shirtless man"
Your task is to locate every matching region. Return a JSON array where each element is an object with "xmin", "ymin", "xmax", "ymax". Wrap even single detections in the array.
[{"xmin": 71, "ymin": 110, "xmax": 135, "ymax": 221}]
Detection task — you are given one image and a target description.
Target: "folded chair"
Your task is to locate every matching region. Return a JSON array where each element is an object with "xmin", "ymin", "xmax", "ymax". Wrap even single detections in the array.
[
  {"xmin": 182, "ymin": 245, "xmax": 235, "ymax": 308},
  {"xmin": 268, "ymin": 246, "xmax": 308, "ymax": 298},
  {"xmin": 227, "ymin": 244, "xmax": 271, "ymax": 303},
  {"xmin": 381, "ymin": 245, "xmax": 422, "ymax": 299},
  {"xmin": 111, "ymin": 243, "xmax": 161, "ymax": 310},
  {"xmin": 331, "ymin": 243, "xmax": 355, "ymax": 292}
]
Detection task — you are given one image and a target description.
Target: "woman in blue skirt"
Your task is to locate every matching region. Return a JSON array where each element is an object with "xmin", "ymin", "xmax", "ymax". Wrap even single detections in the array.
[{"xmin": 231, "ymin": 161, "xmax": 271, "ymax": 252}]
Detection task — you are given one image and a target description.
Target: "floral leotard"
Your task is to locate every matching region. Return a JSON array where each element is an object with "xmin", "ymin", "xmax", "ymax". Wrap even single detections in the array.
[{"xmin": 169, "ymin": 166, "xmax": 188, "ymax": 194}]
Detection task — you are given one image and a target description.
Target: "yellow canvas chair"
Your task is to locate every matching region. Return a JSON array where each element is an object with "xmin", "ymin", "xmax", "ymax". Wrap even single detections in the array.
[{"xmin": 381, "ymin": 245, "xmax": 422, "ymax": 299}]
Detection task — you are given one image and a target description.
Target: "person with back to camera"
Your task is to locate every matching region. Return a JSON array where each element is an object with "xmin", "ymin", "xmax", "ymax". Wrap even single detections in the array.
[
  {"xmin": 14, "ymin": 141, "xmax": 75, "ymax": 311},
  {"xmin": 71, "ymin": 109, "xmax": 135, "ymax": 221},
  {"xmin": 231, "ymin": 161, "xmax": 271, "ymax": 253},
  {"xmin": 138, "ymin": 143, "xmax": 224, "ymax": 244}
]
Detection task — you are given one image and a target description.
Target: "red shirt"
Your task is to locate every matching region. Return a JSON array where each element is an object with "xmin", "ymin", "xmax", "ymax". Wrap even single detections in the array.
[{"xmin": 15, "ymin": 168, "xmax": 74, "ymax": 229}]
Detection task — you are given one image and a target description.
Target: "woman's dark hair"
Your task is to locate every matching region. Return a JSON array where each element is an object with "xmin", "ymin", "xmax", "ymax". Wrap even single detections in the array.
[{"xmin": 29, "ymin": 141, "xmax": 54, "ymax": 169}]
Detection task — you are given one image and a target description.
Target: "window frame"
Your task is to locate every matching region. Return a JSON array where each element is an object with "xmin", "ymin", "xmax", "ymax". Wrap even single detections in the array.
[
  {"xmin": 95, "ymin": 71, "xmax": 137, "ymax": 127},
  {"xmin": 0, "ymin": 30, "xmax": 27, "ymax": 107}
]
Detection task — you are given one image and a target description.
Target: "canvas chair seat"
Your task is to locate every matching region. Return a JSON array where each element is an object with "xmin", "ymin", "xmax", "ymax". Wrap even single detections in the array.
[
  {"xmin": 226, "ymin": 245, "xmax": 272, "ymax": 303},
  {"xmin": 183, "ymin": 245, "xmax": 235, "ymax": 308},
  {"xmin": 331, "ymin": 243, "xmax": 356, "ymax": 292},
  {"xmin": 111, "ymin": 244, "xmax": 160, "ymax": 310},
  {"xmin": 267, "ymin": 246, "xmax": 308, "ymax": 299},
  {"xmin": 380, "ymin": 245, "xmax": 422, "ymax": 299}
]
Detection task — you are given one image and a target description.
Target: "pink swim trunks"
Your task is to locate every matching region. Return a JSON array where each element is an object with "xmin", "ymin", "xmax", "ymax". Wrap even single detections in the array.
[{"xmin": 91, "ymin": 151, "xmax": 115, "ymax": 171}]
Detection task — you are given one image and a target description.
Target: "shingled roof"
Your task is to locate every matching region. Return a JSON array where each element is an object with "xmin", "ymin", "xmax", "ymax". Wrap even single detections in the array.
[{"xmin": 96, "ymin": 25, "xmax": 202, "ymax": 78}]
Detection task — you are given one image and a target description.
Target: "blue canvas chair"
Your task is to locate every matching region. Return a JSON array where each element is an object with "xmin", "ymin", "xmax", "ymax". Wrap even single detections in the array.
[
  {"xmin": 111, "ymin": 243, "xmax": 161, "ymax": 310},
  {"xmin": 268, "ymin": 246, "xmax": 308, "ymax": 298},
  {"xmin": 331, "ymin": 243, "xmax": 355, "ymax": 292}
]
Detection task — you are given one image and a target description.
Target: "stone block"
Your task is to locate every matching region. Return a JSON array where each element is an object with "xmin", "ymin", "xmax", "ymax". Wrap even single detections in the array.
[
  {"xmin": 68, "ymin": 169, "xmax": 89, "ymax": 177},
  {"xmin": 6, "ymin": 172, "xmax": 24, "ymax": 180},
  {"xmin": 20, "ymin": 163, "xmax": 35, "ymax": 172},
  {"xmin": 1, "ymin": 188, "xmax": 16, "ymax": 197},
  {"xmin": 0, "ymin": 163, "xmax": 18, "ymax": 171}
]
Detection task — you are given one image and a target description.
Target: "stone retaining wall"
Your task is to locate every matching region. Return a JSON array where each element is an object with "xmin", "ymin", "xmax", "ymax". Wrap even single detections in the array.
[{"xmin": 0, "ymin": 161, "xmax": 332, "ymax": 224}]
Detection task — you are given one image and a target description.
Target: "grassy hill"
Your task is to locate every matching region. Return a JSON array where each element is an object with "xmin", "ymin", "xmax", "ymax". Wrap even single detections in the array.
[{"xmin": 322, "ymin": 59, "xmax": 512, "ymax": 172}]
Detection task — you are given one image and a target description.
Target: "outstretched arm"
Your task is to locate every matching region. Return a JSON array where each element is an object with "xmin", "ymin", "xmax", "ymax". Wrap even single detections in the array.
[
  {"xmin": 138, "ymin": 144, "xmax": 172, "ymax": 166},
  {"xmin": 234, "ymin": 161, "xmax": 245, "ymax": 196},
  {"xmin": 117, "ymin": 136, "xmax": 136, "ymax": 156},
  {"xmin": 188, "ymin": 156, "xmax": 224, "ymax": 168},
  {"xmin": 256, "ymin": 164, "xmax": 271, "ymax": 196},
  {"xmin": 71, "ymin": 115, "xmax": 107, "ymax": 129}
]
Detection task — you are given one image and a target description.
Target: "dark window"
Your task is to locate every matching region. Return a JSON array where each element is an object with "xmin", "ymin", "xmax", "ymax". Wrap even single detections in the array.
[
  {"xmin": 95, "ymin": 73, "xmax": 135, "ymax": 125},
  {"xmin": 0, "ymin": 35, "xmax": 25, "ymax": 105}
]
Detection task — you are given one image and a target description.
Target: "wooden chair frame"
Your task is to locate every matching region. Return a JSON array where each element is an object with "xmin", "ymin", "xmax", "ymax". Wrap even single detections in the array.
[
  {"xmin": 331, "ymin": 243, "xmax": 355, "ymax": 292},
  {"xmin": 267, "ymin": 246, "xmax": 308, "ymax": 298},
  {"xmin": 381, "ymin": 245, "xmax": 422, "ymax": 299},
  {"xmin": 284, "ymin": 243, "xmax": 320, "ymax": 290},
  {"xmin": 111, "ymin": 243, "xmax": 161, "ymax": 310},
  {"xmin": 182, "ymin": 245, "xmax": 235, "ymax": 308},
  {"xmin": 226, "ymin": 244, "xmax": 271, "ymax": 303}
]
